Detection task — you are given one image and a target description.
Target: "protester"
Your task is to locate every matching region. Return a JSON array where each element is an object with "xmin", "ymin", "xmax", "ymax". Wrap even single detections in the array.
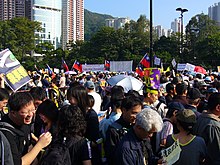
[
  {"xmin": 85, "ymin": 95, "xmax": 102, "ymax": 165},
  {"xmin": 185, "ymin": 88, "xmax": 204, "ymax": 117},
  {"xmin": 67, "ymin": 85, "xmax": 89, "ymax": 117},
  {"xmin": 34, "ymin": 74, "xmax": 43, "ymax": 87},
  {"xmin": 156, "ymin": 102, "xmax": 185, "ymax": 154},
  {"xmin": 40, "ymin": 105, "xmax": 92, "ymax": 165},
  {"xmin": 172, "ymin": 82, "xmax": 188, "ymax": 106},
  {"xmin": 105, "ymin": 94, "xmax": 142, "ymax": 165},
  {"xmin": 0, "ymin": 88, "xmax": 9, "ymax": 120},
  {"xmin": 29, "ymin": 87, "xmax": 47, "ymax": 109},
  {"xmin": 35, "ymin": 99, "xmax": 59, "ymax": 138},
  {"xmin": 0, "ymin": 92, "xmax": 52, "ymax": 165},
  {"xmin": 59, "ymin": 73, "xmax": 66, "ymax": 88},
  {"xmin": 99, "ymin": 85, "xmax": 124, "ymax": 139},
  {"xmin": 49, "ymin": 78, "xmax": 60, "ymax": 107},
  {"xmin": 165, "ymin": 109, "xmax": 207, "ymax": 165},
  {"xmin": 165, "ymin": 83, "xmax": 175, "ymax": 105},
  {"xmin": 0, "ymin": 130, "xmax": 14, "ymax": 165},
  {"xmin": 42, "ymin": 75, "xmax": 50, "ymax": 89},
  {"xmin": 85, "ymin": 81, "xmax": 102, "ymax": 114},
  {"xmin": 193, "ymin": 93, "xmax": 220, "ymax": 164},
  {"xmin": 143, "ymin": 86, "xmax": 167, "ymax": 118},
  {"xmin": 114, "ymin": 108, "xmax": 163, "ymax": 165}
]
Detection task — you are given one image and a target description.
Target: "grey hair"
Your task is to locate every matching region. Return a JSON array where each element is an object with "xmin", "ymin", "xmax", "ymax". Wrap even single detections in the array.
[{"xmin": 135, "ymin": 108, "xmax": 163, "ymax": 132}]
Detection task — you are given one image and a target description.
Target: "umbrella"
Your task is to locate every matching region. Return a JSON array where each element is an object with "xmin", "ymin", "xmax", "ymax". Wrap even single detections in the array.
[
  {"xmin": 107, "ymin": 75, "xmax": 143, "ymax": 93},
  {"xmin": 194, "ymin": 66, "xmax": 207, "ymax": 74},
  {"xmin": 64, "ymin": 71, "xmax": 77, "ymax": 75}
]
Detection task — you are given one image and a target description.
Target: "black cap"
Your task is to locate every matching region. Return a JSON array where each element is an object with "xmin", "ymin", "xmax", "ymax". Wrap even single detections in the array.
[
  {"xmin": 168, "ymin": 102, "xmax": 185, "ymax": 111},
  {"xmin": 188, "ymin": 88, "xmax": 205, "ymax": 100}
]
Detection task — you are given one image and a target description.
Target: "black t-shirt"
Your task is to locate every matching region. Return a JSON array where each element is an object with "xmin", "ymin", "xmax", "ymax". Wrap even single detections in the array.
[
  {"xmin": 67, "ymin": 136, "xmax": 91, "ymax": 165},
  {"xmin": 1, "ymin": 115, "xmax": 31, "ymax": 165},
  {"xmin": 85, "ymin": 109, "xmax": 100, "ymax": 141}
]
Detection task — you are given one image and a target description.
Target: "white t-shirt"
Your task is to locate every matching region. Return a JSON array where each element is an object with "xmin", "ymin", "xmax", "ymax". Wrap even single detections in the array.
[
  {"xmin": 88, "ymin": 91, "xmax": 102, "ymax": 114},
  {"xmin": 59, "ymin": 76, "xmax": 66, "ymax": 88}
]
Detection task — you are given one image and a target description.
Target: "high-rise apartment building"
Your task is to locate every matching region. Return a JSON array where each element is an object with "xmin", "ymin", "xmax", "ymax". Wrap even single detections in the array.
[
  {"xmin": 208, "ymin": 2, "xmax": 220, "ymax": 26},
  {"xmin": 171, "ymin": 18, "xmax": 181, "ymax": 33},
  {"xmin": 105, "ymin": 17, "xmax": 130, "ymax": 30},
  {"xmin": 155, "ymin": 25, "xmax": 170, "ymax": 38},
  {"xmin": 0, "ymin": 0, "xmax": 31, "ymax": 20},
  {"xmin": 32, "ymin": 0, "xmax": 62, "ymax": 49},
  {"xmin": 62, "ymin": 0, "xmax": 84, "ymax": 49}
]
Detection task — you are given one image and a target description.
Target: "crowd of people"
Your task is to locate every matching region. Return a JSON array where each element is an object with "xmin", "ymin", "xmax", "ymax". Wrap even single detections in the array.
[{"xmin": 0, "ymin": 69, "xmax": 220, "ymax": 165}]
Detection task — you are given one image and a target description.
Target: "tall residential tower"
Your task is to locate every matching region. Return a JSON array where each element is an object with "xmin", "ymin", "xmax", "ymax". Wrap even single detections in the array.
[
  {"xmin": 0, "ymin": 0, "xmax": 31, "ymax": 20},
  {"xmin": 208, "ymin": 2, "xmax": 220, "ymax": 26},
  {"xmin": 62, "ymin": 0, "xmax": 84, "ymax": 49}
]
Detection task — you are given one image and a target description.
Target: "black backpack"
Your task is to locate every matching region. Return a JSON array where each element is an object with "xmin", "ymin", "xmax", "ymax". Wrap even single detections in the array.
[{"xmin": 39, "ymin": 137, "xmax": 71, "ymax": 165}]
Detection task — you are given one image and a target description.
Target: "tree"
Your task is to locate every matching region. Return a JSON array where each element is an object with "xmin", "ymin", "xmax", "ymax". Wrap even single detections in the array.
[
  {"xmin": 196, "ymin": 32, "xmax": 220, "ymax": 69},
  {"xmin": 153, "ymin": 35, "xmax": 179, "ymax": 62},
  {"xmin": 0, "ymin": 20, "xmax": 17, "ymax": 50},
  {"xmin": 9, "ymin": 17, "xmax": 42, "ymax": 61},
  {"xmin": 185, "ymin": 13, "xmax": 220, "ymax": 65}
]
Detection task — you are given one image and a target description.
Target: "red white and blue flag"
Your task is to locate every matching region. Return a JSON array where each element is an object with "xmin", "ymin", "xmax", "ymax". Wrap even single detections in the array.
[
  {"xmin": 140, "ymin": 53, "xmax": 150, "ymax": 68},
  {"xmin": 104, "ymin": 60, "xmax": 110, "ymax": 70},
  {"xmin": 72, "ymin": 60, "xmax": 82, "ymax": 72},
  {"xmin": 62, "ymin": 58, "xmax": 69, "ymax": 71},
  {"xmin": 135, "ymin": 65, "xmax": 144, "ymax": 77},
  {"xmin": 46, "ymin": 64, "xmax": 55, "ymax": 79}
]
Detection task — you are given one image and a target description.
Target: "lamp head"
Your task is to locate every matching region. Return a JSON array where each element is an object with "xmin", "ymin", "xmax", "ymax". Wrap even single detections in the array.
[
  {"xmin": 176, "ymin": 7, "xmax": 182, "ymax": 11},
  {"xmin": 176, "ymin": 8, "xmax": 188, "ymax": 13}
]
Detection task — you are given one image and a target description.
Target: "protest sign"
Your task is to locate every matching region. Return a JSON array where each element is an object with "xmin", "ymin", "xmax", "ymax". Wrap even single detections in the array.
[
  {"xmin": 144, "ymin": 68, "xmax": 160, "ymax": 90},
  {"xmin": 82, "ymin": 64, "xmax": 105, "ymax": 72},
  {"xmin": 0, "ymin": 49, "xmax": 31, "ymax": 91},
  {"xmin": 161, "ymin": 139, "xmax": 182, "ymax": 165}
]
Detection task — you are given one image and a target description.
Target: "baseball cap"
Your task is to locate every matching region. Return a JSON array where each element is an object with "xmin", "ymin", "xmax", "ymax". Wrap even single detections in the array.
[
  {"xmin": 199, "ymin": 81, "xmax": 208, "ymax": 87},
  {"xmin": 176, "ymin": 109, "xmax": 196, "ymax": 124},
  {"xmin": 206, "ymin": 88, "xmax": 218, "ymax": 93},
  {"xmin": 85, "ymin": 81, "xmax": 95, "ymax": 89},
  {"xmin": 187, "ymin": 88, "xmax": 205, "ymax": 100},
  {"xmin": 168, "ymin": 102, "xmax": 185, "ymax": 111}
]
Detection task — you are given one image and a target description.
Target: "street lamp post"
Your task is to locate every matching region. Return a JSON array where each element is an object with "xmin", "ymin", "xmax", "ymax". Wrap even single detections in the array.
[
  {"xmin": 176, "ymin": 7, "xmax": 188, "ymax": 61},
  {"xmin": 150, "ymin": 0, "xmax": 153, "ymax": 67}
]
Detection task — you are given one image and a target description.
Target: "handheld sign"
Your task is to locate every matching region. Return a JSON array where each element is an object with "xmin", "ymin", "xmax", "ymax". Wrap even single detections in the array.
[
  {"xmin": 161, "ymin": 139, "xmax": 182, "ymax": 165},
  {"xmin": 0, "ymin": 49, "xmax": 31, "ymax": 91}
]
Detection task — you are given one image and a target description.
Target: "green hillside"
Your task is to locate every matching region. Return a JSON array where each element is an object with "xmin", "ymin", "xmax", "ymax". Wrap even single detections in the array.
[{"xmin": 84, "ymin": 9, "xmax": 114, "ymax": 40}]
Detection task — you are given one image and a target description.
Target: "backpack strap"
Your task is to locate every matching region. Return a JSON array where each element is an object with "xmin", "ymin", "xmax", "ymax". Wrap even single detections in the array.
[
  {"xmin": 0, "ymin": 133, "xmax": 4, "ymax": 165},
  {"xmin": 156, "ymin": 102, "xmax": 162, "ymax": 111},
  {"xmin": 110, "ymin": 122, "xmax": 129, "ymax": 136},
  {"xmin": 0, "ymin": 122, "xmax": 16, "ymax": 136},
  {"xmin": 111, "ymin": 122, "xmax": 123, "ymax": 130}
]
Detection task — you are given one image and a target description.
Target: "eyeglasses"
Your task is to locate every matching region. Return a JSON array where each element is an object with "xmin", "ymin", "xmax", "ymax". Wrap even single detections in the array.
[{"xmin": 19, "ymin": 109, "xmax": 36, "ymax": 115}]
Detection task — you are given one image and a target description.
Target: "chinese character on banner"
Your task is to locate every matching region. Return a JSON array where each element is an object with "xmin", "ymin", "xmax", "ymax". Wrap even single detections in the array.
[
  {"xmin": 0, "ymin": 49, "xmax": 31, "ymax": 91},
  {"xmin": 144, "ymin": 68, "xmax": 161, "ymax": 90}
]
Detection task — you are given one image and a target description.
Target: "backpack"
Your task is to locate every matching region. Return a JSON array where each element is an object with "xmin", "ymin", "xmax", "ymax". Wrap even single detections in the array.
[
  {"xmin": 110, "ymin": 122, "xmax": 129, "ymax": 138},
  {"xmin": 39, "ymin": 137, "xmax": 71, "ymax": 165},
  {"xmin": 0, "ymin": 122, "xmax": 24, "ymax": 151}
]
